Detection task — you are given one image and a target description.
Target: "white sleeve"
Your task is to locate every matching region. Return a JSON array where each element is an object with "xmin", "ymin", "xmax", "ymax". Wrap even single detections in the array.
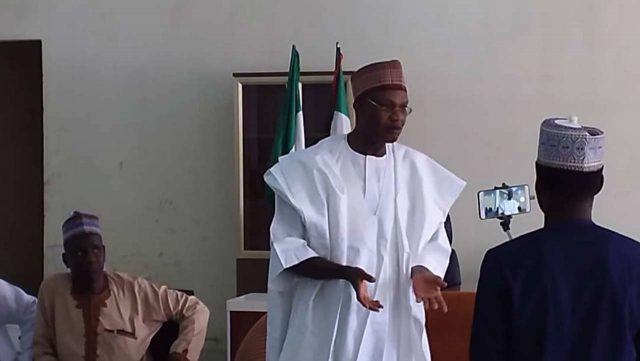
[
  {"xmin": 270, "ymin": 194, "xmax": 319, "ymax": 271},
  {"xmin": 0, "ymin": 280, "xmax": 36, "ymax": 361},
  {"xmin": 410, "ymin": 224, "xmax": 452, "ymax": 278}
]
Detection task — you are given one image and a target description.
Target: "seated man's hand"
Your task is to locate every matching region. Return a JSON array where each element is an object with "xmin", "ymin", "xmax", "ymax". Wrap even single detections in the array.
[
  {"xmin": 343, "ymin": 266, "xmax": 384, "ymax": 312},
  {"xmin": 167, "ymin": 351, "xmax": 190, "ymax": 361},
  {"xmin": 411, "ymin": 266, "xmax": 448, "ymax": 312}
]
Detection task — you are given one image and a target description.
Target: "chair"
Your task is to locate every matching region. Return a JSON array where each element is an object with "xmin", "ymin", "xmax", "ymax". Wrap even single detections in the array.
[
  {"xmin": 147, "ymin": 289, "xmax": 195, "ymax": 361},
  {"xmin": 234, "ymin": 314, "xmax": 267, "ymax": 361},
  {"xmin": 426, "ymin": 291, "xmax": 476, "ymax": 361}
]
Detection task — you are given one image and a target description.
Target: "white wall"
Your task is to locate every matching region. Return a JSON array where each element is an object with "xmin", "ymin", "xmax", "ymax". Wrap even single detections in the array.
[{"xmin": 2, "ymin": 0, "xmax": 640, "ymax": 359}]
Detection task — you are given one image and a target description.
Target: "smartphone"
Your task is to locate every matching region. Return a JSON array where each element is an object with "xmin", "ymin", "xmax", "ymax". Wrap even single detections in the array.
[{"xmin": 477, "ymin": 184, "xmax": 531, "ymax": 220}]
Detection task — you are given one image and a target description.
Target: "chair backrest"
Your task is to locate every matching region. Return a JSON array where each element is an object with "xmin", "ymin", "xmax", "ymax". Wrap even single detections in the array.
[
  {"xmin": 147, "ymin": 289, "xmax": 195, "ymax": 361},
  {"xmin": 234, "ymin": 314, "xmax": 267, "ymax": 361},
  {"xmin": 426, "ymin": 291, "xmax": 476, "ymax": 361}
]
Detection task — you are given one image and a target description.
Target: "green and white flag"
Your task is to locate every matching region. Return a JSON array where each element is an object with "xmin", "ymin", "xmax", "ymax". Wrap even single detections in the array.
[
  {"xmin": 330, "ymin": 43, "xmax": 351, "ymax": 135},
  {"xmin": 267, "ymin": 45, "xmax": 305, "ymax": 204},
  {"xmin": 269, "ymin": 45, "xmax": 305, "ymax": 166}
]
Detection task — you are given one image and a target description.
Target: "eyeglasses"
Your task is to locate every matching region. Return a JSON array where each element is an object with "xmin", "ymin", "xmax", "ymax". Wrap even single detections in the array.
[{"xmin": 367, "ymin": 98, "xmax": 413, "ymax": 117}]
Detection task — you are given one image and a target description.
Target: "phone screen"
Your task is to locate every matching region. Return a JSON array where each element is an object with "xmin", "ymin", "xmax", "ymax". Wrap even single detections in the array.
[{"xmin": 478, "ymin": 185, "xmax": 531, "ymax": 220}]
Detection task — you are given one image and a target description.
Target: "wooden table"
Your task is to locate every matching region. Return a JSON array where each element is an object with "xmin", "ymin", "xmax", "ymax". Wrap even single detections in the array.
[{"xmin": 226, "ymin": 293, "xmax": 267, "ymax": 361}]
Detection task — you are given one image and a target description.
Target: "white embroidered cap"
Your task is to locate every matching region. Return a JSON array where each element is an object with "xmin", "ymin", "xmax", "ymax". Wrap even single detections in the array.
[{"xmin": 537, "ymin": 115, "xmax": 605, "ymax": 172}]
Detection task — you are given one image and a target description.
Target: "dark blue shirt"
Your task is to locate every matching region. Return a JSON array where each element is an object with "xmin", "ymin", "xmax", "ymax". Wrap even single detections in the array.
[{"xmin": 470, "ymin": 220, "xmax": 640, "ymax": 361}]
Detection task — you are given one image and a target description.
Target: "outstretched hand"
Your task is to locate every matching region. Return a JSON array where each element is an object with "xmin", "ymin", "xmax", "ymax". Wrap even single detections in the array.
[
  {"xmin": 411, "ymin": 267, "xmax": 448, "ymax": 312},
  {"xmin": 344, "ymin": 266, "xmax": 383, "ymax": 312}
]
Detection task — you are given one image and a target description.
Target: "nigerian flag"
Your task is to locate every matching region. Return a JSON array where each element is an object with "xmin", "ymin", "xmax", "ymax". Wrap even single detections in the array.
[
  {"xmin": 269, "ymin": 45, "xmax": 305, "ymax": 165},
  {"xmin": 267, "ymin": 45, "xmax": 305, "ymax": 205},
  {"xmin": 330, "ymin": 43, "xmax": 351, "ymax": 135}
]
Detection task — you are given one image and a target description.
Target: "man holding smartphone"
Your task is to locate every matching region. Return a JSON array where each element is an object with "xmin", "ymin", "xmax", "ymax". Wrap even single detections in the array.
[{"xmin": 471, "ymin": 116, "xmax": 640, "ymax": 361}]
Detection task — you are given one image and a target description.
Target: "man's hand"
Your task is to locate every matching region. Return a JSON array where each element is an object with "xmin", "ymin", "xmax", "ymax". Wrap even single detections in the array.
[
  {"xmin": 167, "ymin": 352, "xmax": 189, "ymax": 361},
  {"xmin": 411, "ymin": 266, "xmax": 448, "ymax": 312},
  {"xmin": 343, "ymin": 266, "xmax": 383, "ymax": 312}
]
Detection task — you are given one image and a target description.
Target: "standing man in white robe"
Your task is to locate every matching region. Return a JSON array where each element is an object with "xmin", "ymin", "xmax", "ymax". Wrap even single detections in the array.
[
  {"xmin": 264, "ymin": 60, "xmax": 466, "ymax": 361},
  {"xmin": 499, "ymin": 190, "xmax": 521, "ymax": 216},
  {"xmin": 0, "ymin": 278, "xmax": 37, "ymax": 361}
]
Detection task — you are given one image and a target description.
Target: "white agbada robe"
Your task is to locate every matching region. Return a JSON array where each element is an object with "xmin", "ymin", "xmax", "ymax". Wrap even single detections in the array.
[
  {"xmin": 0, "ymin": 279, "xmax": 37, "ymax": 361},
  {"xmin": 499, "ymin": 199, "xmax": 520, "ymax": 216},
  {"xmin": 265, "ymin": 135, "xmax": 465, "ymax": 361}
]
